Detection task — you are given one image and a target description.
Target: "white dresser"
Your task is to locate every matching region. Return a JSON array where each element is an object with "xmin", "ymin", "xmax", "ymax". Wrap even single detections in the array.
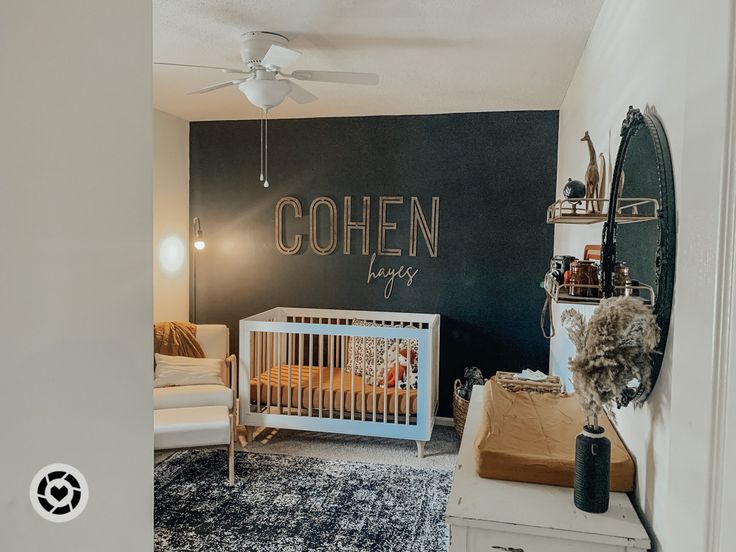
[{"xmin": 445, "ymin": 385, "xmax": 651, "ymax": 552}]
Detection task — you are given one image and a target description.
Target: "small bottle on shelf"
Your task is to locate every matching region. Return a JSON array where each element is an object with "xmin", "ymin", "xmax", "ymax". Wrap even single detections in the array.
[{"xmin": 613, "ymin": 262, "xmax": 633, "ymax": 296}]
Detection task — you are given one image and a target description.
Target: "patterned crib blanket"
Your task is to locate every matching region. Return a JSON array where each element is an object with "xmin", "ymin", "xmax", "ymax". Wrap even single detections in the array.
[{"xmin": 345, "ymin": 319, "xmax": 419, "ymax": 390}]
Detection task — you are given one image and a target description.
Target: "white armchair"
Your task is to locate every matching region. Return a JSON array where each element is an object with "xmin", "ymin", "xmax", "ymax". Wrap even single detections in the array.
[
  {"xmin": 154, "ymin": 324, "xmax": 238, "ymax": 484},
  {"xmin": 153, "ymin": 324, "xmax": 237, "ymax": 414}
]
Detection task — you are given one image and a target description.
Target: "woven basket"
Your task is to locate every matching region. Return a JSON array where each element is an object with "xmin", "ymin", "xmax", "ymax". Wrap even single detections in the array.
[
  {"xmin": 494, "ymin": 371, "xmax": 563, "ymax": 394},
  {"xmin": 453, "ymin": 379, "xmax": 470, "ymax": 437}
]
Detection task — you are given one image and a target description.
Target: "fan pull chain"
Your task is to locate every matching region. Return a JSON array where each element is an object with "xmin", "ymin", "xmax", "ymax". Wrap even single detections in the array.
[
  {"xmin": 263, "ymin": 109, "xmax": 269, "ymax": 188},
  {"xmin": 259, "ymin": 116, "xmax": 264, "ymax": 182}
]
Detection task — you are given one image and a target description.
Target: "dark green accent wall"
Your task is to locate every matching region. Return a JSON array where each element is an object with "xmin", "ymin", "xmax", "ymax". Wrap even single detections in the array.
[{"xmin": 190, "ymin": 110, "xmax": 558, "ymax": 417}]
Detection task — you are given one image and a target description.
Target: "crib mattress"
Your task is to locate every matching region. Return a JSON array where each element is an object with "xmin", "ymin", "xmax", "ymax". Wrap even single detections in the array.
[
  {"xmin": 474, "ymin": 380, "xmax": 635, "ymax": 491},
  {"xmin": 250, "ymin": 365, "xmax": 418, "ymax": 415}
]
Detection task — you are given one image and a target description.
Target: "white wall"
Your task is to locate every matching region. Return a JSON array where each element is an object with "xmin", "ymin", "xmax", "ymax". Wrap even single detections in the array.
[
  {"xmin": 154, "ymin": 109, "xmax": 190, "ymax": 322},
  {"xmin": 0, "ymin": 2, "xmax": 153, "ymax": 550},
  {"xmin": 550, "ymin": 1, "xmax": 733, "ymax": 550}
]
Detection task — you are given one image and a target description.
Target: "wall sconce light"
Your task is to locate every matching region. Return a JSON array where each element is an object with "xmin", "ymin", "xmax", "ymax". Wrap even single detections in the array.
[
  {"xmin": 192, "ymin": 217, "xmax": 205, "ymax": 323},
  {"xmin": 193, "ymin": 217, "xmax": 206, "ymax": 250}
]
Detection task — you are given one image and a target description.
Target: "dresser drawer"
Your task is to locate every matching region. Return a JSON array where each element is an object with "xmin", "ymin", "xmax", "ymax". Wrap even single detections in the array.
[{"xmin": 449, "ymin": 524, "xmax": 637, "ymax": 552}]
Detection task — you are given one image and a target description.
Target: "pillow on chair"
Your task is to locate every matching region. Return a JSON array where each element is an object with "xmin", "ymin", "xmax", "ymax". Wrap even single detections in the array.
[{"xmin": 154, "ymin": 354, "xmax": 226, "ymax": 388}]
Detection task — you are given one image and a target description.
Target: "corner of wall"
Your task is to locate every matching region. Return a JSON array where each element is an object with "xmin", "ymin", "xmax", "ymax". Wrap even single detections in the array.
[{"xmin": 153, "ymin": 109, "xmax": 191, "ymax": 322}]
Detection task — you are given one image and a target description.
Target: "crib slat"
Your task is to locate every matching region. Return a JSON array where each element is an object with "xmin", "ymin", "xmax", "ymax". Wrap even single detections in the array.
[
  {"xmin": 351, "ymin": 332, "xmax": 356, "ymax": 421},
  {"xmin": 308, "ymin": 332, "xmax": 314, "ymax": 416},
  {"xmin": 250, "ymin": 332, "xmax": 255, "ymax": 383},
  {"xmin": 340, "ymin": 331, "xmax": 345, "ymax": 420},
  {"xmin": 361, "ymin": 336, "xmax": 366, "ymax": 422},
  {"xmin": 383, "ymin": 337, "xmax": 388, "ymax": 424},
  {"xmin": 267, "ymin": 331, "xmax": 272, "ymax": 410},
  {"xmin": 256, "ymin": 331, "xmax": 262, "ymax": 413},
  {"xmin": 296, "ymin": 334, "xmax": 304, "ymax": 416},
  {"xmin": 319, "ymin": 328, "xmax": 324, "ymax": 417},
  {"xmin": 287, "ymin": 332, "xmax": 293, "ymax": 413},
  {"xmin": 361, "ymin": 331, "xmax": 365, "ymax": 422},
  {"xmin": 329, "ymin": 332, "xmax": 334, "ymax": 418},
  {"xmin": 406, "ymin": 330, "xmax": 411, "ymax": 426},
  {"xmin": 262, "ymin": 331, "xmax": 267, "ymax": 412},
  {"xmin": 394, "ymin": 336, "xmax": 399, "ymax": 425},
  {"xmin": 276, "ymin": 332, "xmax": 282, "ymax": 411},
  {"xmin": 372, "ymin": 338, "xmax": 377, "ymax": 422}
]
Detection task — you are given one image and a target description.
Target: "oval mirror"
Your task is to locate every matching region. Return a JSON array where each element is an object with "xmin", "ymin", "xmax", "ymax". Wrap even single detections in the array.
[{"xmin": 600, "ymin": 106, "xmax": 677, "ymax": 403}]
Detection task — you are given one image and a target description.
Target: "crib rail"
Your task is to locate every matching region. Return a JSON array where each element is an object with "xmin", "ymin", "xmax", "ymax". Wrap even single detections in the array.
[{"xmin": 239, "ymin": 308, "xmax": 440, "ymax": 442}]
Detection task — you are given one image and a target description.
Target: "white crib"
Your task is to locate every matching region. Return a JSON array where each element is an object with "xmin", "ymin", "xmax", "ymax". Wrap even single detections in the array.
[{"xmin": 239, "ymin": 307, "xmax": 440, "ymax": 457}]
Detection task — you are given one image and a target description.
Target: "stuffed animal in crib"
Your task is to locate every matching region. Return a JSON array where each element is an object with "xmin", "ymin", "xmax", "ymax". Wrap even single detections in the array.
[{"xmin": 380, "ymin": 346, "xmax": 417, "ymax": 388}]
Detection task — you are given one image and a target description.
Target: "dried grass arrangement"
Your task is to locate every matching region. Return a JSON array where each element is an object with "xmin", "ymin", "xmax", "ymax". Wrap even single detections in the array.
[{"xmin": 562, "ymin": 296, "xmax": 660, "ymax": 419}]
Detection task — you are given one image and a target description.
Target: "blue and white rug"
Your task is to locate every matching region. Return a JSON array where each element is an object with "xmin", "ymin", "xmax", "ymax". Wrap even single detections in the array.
[{"xmin": 154, "ymin": 450, "xmax": 452, "ymax": 552}]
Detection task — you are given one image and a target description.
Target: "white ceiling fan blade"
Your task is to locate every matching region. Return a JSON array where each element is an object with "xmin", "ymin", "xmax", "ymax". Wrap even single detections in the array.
[
  {"xmin": 285, "ymin": 80, "xmax": 318, "ymax": 104},
  {"xmin": 289, "ymin": 70, "xmax": 379, "ymax": 85},
  {"xmin": 261, "ymin": 44, "xmax": 302, "ymax": 69},
  {"xmin": 186, "ymin": 79, "xmax": 245, "ymax": 95},
  {"xmin": 155, "ymin": 62, "xmax": 248, "ymax": 74}
]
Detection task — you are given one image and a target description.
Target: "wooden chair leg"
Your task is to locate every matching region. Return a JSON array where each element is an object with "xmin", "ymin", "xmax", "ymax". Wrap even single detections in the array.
[
  {"xmin": 245, "ymin": 426, "xmax": 254, "ymax": 444},
  {"xmin": 228, "ymin": 414, "xmax": 235, "ymax": 486}
]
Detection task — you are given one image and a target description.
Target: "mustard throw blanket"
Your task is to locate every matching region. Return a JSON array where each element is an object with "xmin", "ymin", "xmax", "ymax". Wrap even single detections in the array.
[{"xmin": 154, "ymin": 321, "xmax": 205, "ymax": 358}]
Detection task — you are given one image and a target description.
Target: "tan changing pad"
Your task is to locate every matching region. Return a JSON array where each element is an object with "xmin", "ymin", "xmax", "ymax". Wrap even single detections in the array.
[{"xmin": 474, "ymin": 380, "xmax": 635, "ymax": 492}]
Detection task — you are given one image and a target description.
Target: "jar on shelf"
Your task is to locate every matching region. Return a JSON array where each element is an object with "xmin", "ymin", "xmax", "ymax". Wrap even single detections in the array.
[
  {"xmin": 613, "ymin": 262, "xmax": 634, "ymax": 296},
  {"xmin": 569, "ymin": 260, "xmax": 600, "ymax": 298}
]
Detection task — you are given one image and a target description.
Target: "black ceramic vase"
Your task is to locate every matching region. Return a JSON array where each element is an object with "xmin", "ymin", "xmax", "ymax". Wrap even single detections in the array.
[{"xmin": 574, "ymin": 425, "xmax": 611, "ymax": 513}]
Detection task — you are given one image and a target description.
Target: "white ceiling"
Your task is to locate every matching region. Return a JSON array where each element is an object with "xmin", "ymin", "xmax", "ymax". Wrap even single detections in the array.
[{"xmin": 154, "ymin": 0, "xmax": 602, "ymax": 121}]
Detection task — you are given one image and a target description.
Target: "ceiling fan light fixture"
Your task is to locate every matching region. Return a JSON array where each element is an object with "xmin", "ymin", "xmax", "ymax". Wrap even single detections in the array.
[
  {"xmin": 238, "ymin": 79, "xmax": 291, "ymax": 110},
  {"xmin": 164, "ymin": 30, "xmax": 379, "ymax": 189}
]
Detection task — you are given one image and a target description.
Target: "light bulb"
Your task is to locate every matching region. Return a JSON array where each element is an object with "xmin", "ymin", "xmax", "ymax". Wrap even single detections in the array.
[
  {"xmin": 263, "ymin": 179, "xmax": 269, "ymax": 188},
  {"xmin": 192, "ymin": 217, "xmax": 205, "ymax": 251}
]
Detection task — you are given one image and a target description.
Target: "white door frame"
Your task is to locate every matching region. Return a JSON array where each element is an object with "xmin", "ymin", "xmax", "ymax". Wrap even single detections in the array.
[{"xmin": 707, "ymin": 3, "xmax": 736, "ymax": 549}]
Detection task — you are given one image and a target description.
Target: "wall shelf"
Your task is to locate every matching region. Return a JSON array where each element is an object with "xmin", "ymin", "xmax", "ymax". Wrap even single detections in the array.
[
  {"xmin": 543, "ymin": 273, "xmax": 654, "ymax": 306},
  {"xmin": 546, "ymin": 197, "xmax": 660, "ymax": 225}
]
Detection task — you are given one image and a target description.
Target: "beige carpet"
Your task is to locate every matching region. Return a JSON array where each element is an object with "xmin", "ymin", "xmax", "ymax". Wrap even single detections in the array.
[{"xmin": 155, "ymin": 424, "xmax": 460, "ymax": 470}]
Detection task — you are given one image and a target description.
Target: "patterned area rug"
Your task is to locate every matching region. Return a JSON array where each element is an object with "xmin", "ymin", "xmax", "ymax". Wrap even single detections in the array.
[{"xmin": 155, "ymin": 450, "xmax": 452, "ymax": 552}]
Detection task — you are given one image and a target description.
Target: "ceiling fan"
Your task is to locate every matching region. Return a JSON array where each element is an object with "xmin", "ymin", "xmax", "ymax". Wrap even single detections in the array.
[
  {"xmin": 156, "ymin": 31, "xmax": 379, "ymax": 111},
  {"xmin": 157, "ymin": 31, "xmax": 379, "ymax": 188}
]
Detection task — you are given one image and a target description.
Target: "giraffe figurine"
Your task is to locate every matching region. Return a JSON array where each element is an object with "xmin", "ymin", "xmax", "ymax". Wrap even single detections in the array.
[{"xmin": 581, "ymin": 131, "xmax": 601, "ymax": 213}]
